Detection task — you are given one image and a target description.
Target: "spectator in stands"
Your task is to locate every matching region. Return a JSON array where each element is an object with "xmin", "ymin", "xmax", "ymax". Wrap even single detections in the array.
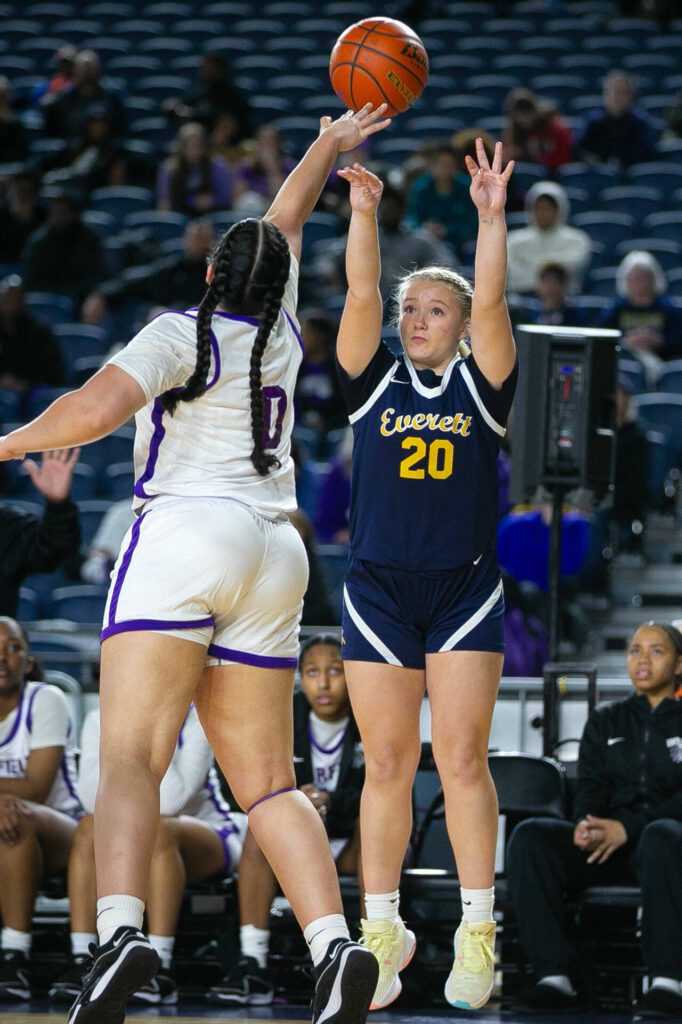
[
  {"xmin": 507, "ymin": 621, "xmax": 682, "ymax": 1016},
  {"xmin": 406, "ymin": 145, "xmax": 478, "ymax": 256},
  {"xmin": 210, "ymin": 112, "xmax": 250, "ymax": 168},
  {"xmin": 43, "ymin": 51, "xmax": 123, "ymax": 143},
  {"xmin": 34, "ymin": 44, "xmax": 77, "ymax": 104},
  {"xmin": 0, "ymin": 173, "xmax": 46, "ymax": 268},
  {"xmin": 502, "ymin": 88, "xmax": 573, "ymax": 173},
  {"xmin": 233, "ymin": 125, "xmax": 295, "ymax": 215},
  {"xmin": 528, "ymin": 262, "xmax": 586, "ymax": 327},
  {"xmin": 80, "ymin": 500, "xmax": 134, "ymax": 585},
  {"xmin": 207, "ymin": 634, "xmax": 363, "ymax": 1006},
  {"xmin": 575, "ymin": 71, "xmax": 657, "ymax": 169},
  {"xmin": 612, "ymin": 378, "xmax": 650, "ymax": 555},
  {"xmin": 0, "ymin": 275, "xmax": 64, "ymax": 391},
  {"xmin": 21, "ymin": 190, "xmax": 108, "ymax": 302},
  {"xmin": 0, "ymin": 617, "xmax": 81, "ymax": 1001},
  {"xmin": 157, "ymin": 122, "xmax": 233, "ymax": 216},
  {"xmin": 507, "ymin": 181, "xmax": 592, "ymax": 295},
  {"xmin": 0, "ymin": 77, "xmax": 28, "ymax": 165},
  {"xmin": 164, "ymin": 52, "xmax": 252, "ymax": 140},
  {"xmin": 44, "ymin": 111, "xmax": 127, "ymax": 194},
  {"xmin": 599, "ymin": 251, "xmax": 682, "ymax": 362},
  {"xmin": 49, "ymin": 704, "xmax": 245, "ymax": 1006},
  {"xmin": 0, "ymin": 449, "xmax": 81, "ymax": 617},
  {"xmin": 294, "ymin": 311, "xmax": 346, "ymax": 436},
  {"xmin": 93, "ymin": 220, "xmax": 215, "ymax": 312},
  {"xmin": 315, "ymin": 181, "xmax": 453, "ymax": 303},
  {"xmin": 452, "ymin": 129, "xmax": 524, "ymax": 214},
  {"xmin": 315, "ymin": 426, "xmax": 352, "ymax": 545}
]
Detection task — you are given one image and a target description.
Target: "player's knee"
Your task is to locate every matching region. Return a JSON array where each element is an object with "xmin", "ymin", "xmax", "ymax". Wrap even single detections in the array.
[
  {"xmin": 364, "ymin": 742, "xmax": 415, "ymax": 788},
  {"xmin": 234, "ymin": 770, "xmax": 296, "ymax": 813},
  {"xmin": 434, "ymin": 740, "xmax": 487, "ymax": 788}
]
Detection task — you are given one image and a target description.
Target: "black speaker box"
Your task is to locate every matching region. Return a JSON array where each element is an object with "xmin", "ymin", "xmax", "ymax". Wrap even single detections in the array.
[{"xmin": 509, "ymin": 325, "xmax": 620, "ymax": 503}]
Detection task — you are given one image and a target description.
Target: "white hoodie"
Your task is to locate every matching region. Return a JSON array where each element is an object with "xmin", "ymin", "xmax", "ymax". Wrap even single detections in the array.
[{"xmin": 507, "ymin": 181, "xmax": 593, "ymax": 295}]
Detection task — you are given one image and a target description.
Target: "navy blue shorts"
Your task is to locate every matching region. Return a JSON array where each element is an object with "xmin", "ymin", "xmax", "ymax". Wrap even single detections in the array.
[{"xmin": 341, "ymin": 549, "xmax": 505, "ymax": 670}]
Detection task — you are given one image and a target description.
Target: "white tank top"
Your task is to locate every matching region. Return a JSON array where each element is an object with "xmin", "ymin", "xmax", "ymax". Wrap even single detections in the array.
[
  {"xmin": 108, "ymin": 255, "xmax": 302, "ymax": 517},
  {"xmin": 309, "ymin": 712, "xmax": 350, "ymax": 794},
  {"xmin": 0, "ymin": 682, "xmax": 81, "ymax": 818}
]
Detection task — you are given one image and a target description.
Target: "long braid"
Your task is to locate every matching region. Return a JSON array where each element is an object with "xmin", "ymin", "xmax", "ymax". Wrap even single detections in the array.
[
  {"xmin": 160, "ymin": 218, "xmax": 290, "ymax": 479},
  {"xmin": 248, "ymin": 223, "xmax": 290, "ymax": 475}
]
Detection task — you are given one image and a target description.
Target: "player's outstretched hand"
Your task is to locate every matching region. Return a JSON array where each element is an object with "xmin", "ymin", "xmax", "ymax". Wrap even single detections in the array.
[
  {"xmin": 22, "ymin": 448, "xmax": 81, "ymax": 502},
  {"xmin": 337, "ymin": 162, "xmax": 384, "ymax": 214},
  {"xmin": 465, "ymin": 138, "xmax": 514, "ymax": 216},
  {"xmin": 319, "ymin": 102, "xmax": 391, "ymax": 153}
]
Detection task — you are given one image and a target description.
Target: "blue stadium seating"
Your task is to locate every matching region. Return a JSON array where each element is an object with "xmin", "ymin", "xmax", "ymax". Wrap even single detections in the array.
[
  {"xmin": 89, "ymin": 186, "xmax": 156, "ymax": 227},
  {"xmin": 497, "ymin": 510, "xmax": 593, "ymax": 591},
  {"xmin": 51, "ymin": 585, "xmax": 109, "ymax": 625},
  {"xmin": 618, "ymin": 357, "xmax": 647, "ymax": 395},
  {"xmin": 317, "ymin": 543, "xmax": 347, "ymax": 618},
  {"xmin": 573, "ymin": 211, "xmax": 637, "ymax": 249},
  {"xmin": 632, "ymin": 394, "xmax": 682, "ymax": 463},
  {"xmin": 103, "ymin": 462, "xmax": 135, "ymax": 500},
  {"xmin": 26, "ymin": 292, "xmax": 76, "ymax": 327},
  {"xmin": 123, "ymin": 210, "xmax": 189, "ymax": 241},
  {"xmin": 76, "ymin": 499, "xmax": 115, "ymax": 546},
  {"xmin": 656, "ymin": 361, "xmax": 682, "ymax": 395},
  {"xmin": 614, "ymin": 238, "xmax": 682, "ymax": 273}
]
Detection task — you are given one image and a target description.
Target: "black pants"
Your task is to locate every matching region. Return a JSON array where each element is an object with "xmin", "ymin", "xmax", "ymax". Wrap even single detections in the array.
[{"xmin": 506, "ymin": 817, "xmax": 682, "ymax": 980}]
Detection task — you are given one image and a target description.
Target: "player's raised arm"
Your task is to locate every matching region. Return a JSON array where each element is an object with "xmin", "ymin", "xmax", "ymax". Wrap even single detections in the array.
[
  {"xmin": 336, "ymin": 163, "xmax": 384, "ymax": 378},
  {"xmin": 465, "ymin": 139, "xmax": 516, "ymax": 388},
  {"xmin": 264, "ymin": 104, "xmax": 390, "ymax": 263}
]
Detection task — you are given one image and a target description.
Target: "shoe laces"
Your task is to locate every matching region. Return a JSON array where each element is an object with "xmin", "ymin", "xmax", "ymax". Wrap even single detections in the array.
[
  {"xmin": 360, "ymin": 926, "xmax": 400, "ymax": 967},
  {"xmin": 457, "ymin": 929, "xmax": 494, "ymax": 975}
]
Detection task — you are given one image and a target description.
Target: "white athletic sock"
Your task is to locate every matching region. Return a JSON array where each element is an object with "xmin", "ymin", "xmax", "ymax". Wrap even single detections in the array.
[
  {"xmin": 1, "ymin": 927, "xmax": 31, "ymax": 956},
  {"xmin": 303, "ymin": 914, "xmax": 349, "ymax": 967},
  {"xmin": 460, "ymin": 885, "xmax": 495, "ymax": 924},
  {"xmin": 240, "ymin": 924, "xmax": 270, "ymax": 970},
  {"xmin": 365, "ymin": 889, "xmax": 401, "ymax": 923},
  {"xmin": 96, "ymin": 894, "xmax": 145, "ymax": 946},
  {"xmin": 651, "ymin": 978, "xmax": 682, "ymax": 995},
  {"xmin": 71, "ymin": 932, "xmax": 97, "ymax": 957},
  {"xmin": 539, "ymin": 975, "xmax": 576, "ymax": 996},
  {"xmin": 148, "ymin": 934, "xmax": 175, "ymax": 970}
]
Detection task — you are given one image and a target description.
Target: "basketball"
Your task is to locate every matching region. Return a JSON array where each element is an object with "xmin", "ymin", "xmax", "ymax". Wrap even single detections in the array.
[{"xmin": 329, "ymin": 17, "xmax": 429, "ymax": 118}]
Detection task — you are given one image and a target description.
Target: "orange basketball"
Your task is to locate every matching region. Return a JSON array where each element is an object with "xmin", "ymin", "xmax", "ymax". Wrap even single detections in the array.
[{"xmin": 329, "ymin": 17, "xmax": 429, "ymax": 118}]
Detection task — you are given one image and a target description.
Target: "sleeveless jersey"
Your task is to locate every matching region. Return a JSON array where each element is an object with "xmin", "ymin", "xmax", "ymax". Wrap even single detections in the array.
[
  {"xmin": 308, "ymin": 712, "xmax": 350, "ymax": 793},
  {"xmin": 108, "ymin": 255, "xmax": 302, "ymax": 517},
  {"xmin": 337, "ymin": 344, "xmax": 517, "ymax": 571},
  {"xmin": 0, "ymin": 682, "xmax": 80, "ymax": 818}
]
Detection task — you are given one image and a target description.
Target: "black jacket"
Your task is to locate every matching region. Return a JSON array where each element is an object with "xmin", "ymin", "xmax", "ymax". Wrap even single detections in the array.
[
  {"xmin": 0, "ymin": 500, "xmax": 81, "ymax": 616},
  {"xmin": 575, "ymin": 693, "xmax": 682, "ymax": 839},
  {"xmin": 293, "ymin": 690, "xmax": 364, "ymax": 839}
]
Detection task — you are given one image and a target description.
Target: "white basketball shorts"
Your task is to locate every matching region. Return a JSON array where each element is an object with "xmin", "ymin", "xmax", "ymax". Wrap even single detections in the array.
[{"xmin": 101, "ymin": 496, "xmax": 309, "ymax": 669}]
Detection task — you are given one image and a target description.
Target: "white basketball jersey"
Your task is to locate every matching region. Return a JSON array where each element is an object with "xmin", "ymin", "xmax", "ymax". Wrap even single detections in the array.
[
  {"xmin": 309, "ymin": 712, "xmax": 350, "ymax": 794},
  {"xmin": 0, "ymin": 682, "xmax": 80, "ymax": 818},
  {"xmin": 108, "ymin": 255, "xmax": 303, "ymax": 516}
]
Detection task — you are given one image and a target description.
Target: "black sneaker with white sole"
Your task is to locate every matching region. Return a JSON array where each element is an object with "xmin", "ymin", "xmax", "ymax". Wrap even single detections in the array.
[
  {"xmin": 130, "ymin": 967, "xmax": 177, "ymax": 1005},
  {"xmin": 0, "ymin": 950, "xmax": 31, "ymax": 1001},
  {"xmin": 67, "ymin": 927, "xmax": 159, "ymax": 1024},
  {"xmin": 49, "ymin": 954, "xmax": 94, "ymax": 1003},
  {"xmin": 312, "ymin": 938, "xmax": 379, "ymax": 1024},
  {"xmin": 206, "ymin": 955, "xmax": 274, "ymax": 1006}
]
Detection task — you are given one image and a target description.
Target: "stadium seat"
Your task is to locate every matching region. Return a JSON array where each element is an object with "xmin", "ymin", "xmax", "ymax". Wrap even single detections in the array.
[
  {"xmin": 626, "ymin": 163, "xmax": 682, "ymax": 195},
  {"xmin": 51, "ymin": 585, "xmax": 109, "ymax": 625},
  {"xmin": 108, "ymin": 54, "xmax": 163, "ymax": 78},
  {"xmin": 145, "ymin": 0, "xmax": 193, "ymax": 16},
  {"xmin": 557, "ymin": 53, "xmax": 611, "ymax": 79},
  {"xmin": 0, "ymin": 388, "xmax": 21, "ymax": 424},
  {"xmin": 103, "ymin": 462, "xmax": 134, "ymax": 501},
  {"xmin": 263, "ymin": 1, "xmax": 315, "ymax": 14},
  {"xmin": 618, "ymin": 358, "xmax": 647, "ymax": 396},
  {"xmin": 657, "ymin": 360, "xmax": 682, "ymax": 395},
  {"xmin": 26, "ymin": 292, "xmax": 76, "ymax": 326},
  {"xmin": 519, "ymin": 35, "xmax": 572, "ymax": 55},
  {"xmin": 123, "ymin": 210, "xmax": 188, "ymax": 242},
  {"xmin": 613, "ymin": 238, "xmax": 682, "ymax": 273},
  {"xmin": 435, "ymin": 94, "xmax": 495, "ymax": 121},
  {"xmin": 572, "ymin": 210, "xmax": 637, "ymax": 248},
  {"xmin": 640, "ymin": 211, "xmax": 682, "ymax": 242},
  {"xmin": 139, "ymin": 36, "xmax": 194, "ymax": 56},
  {"xmin": 296, "ymin": 460, "xmax": 332, "ymax": 519},
  {"xmin": 530, "ymin": 74, "xmax": 589, "ymax": 107},
  {"xmin": 51, "ymin": 18, "xmax": 103, "ymax": 40},
  {"xmin": 317, "ymin": 543, "xmax": 348, "ymax": 617},
  {"xmin": 632, "ymin": 394, "xmax": 682, "ymax": 462},
  {"xmin": 598, "ymin": 186, "xmax": 663, "ymax": 225},
  {"xmin": 302, "ymin": 211, "xmax": 340, "ymax": 249},
  {"xmin": 373, "ymin": 138, "xmax": 420, "ymax": 164},
  {"xmin": 27, "ymin": 633, "xmax": 86, "ymax": 677},
  {"xmin": 645, "ymin": 429, "xmax": 673, "ymax": 508},
  {"xmin": 84, "ymin": 36, "xmax": 131, "ymax": 60},
  {"xmin": 0, "ymin": 55, "xmax": 37, "ymax": 75},
  {"xmin": 134, "ymin": 75, "xmax": 192, "ymax": 101},
  {"xmin": 585, "ymin": 266, "xmax": 618, "ymax": 298},
  {"xmin": 115, "ymin": 18, "xmax": 159, "ymax": 37},
  {"xmin": 89, "ymin": 186, "xmax": 156, "ymax": 227},
  {"xmin": 85, "ymin": 2, "xmax": 135, "ymax": 16},
  {"xmin": 583, "ymin": 34, "xmax": 637, "ymax": 55},
  {"xmin": 622, "ymin": 52, "xmax": 677, "ymax": 84},
  {"xmin": 76, "ymin": 499, "xmax": 115, "ymax": 546},
  {"xmin": 17, "ymin": 586, "xmax": 40, "ymax": 622}
]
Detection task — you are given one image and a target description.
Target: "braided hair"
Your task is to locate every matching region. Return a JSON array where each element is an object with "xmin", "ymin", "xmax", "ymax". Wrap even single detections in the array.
[{"xmin": 161, "ymin": 217, "xmax": 291, "ymax": 476}]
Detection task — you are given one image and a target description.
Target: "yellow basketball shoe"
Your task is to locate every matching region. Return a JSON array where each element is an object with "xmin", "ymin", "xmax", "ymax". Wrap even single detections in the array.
[
  {"xmin": 444, "ymin": 921, "xmax": 496, "ymax": 1010},
  {"xmin": 359, "ymin": 918, "xmax": 416, "ymax": 1010}
]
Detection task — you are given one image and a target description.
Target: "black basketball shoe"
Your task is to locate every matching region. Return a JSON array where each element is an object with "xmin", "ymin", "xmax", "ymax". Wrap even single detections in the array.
[
  {"xmin": 67, "ymin": 927, "xmax": 159, "ymax": 1024},
  {"xmin": 312, "ymin": 938, "xmax": 379, "ymax": 1024}
]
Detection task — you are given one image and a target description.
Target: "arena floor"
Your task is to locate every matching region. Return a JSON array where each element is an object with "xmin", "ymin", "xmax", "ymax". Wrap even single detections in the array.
[{"xmin": 0, "ymin": 1007, "xmax": 635, "ymax": 1024}]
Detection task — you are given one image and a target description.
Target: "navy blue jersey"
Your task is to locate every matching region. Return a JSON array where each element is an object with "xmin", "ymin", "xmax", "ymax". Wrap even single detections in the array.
[{"xmin": 337, "ymin": 344, "xmax": 517, "ymax": 571}]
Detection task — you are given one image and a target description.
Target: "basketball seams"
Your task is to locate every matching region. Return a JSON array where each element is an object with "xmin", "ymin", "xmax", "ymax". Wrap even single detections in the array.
[
  {"xmin": 348, "ymin": 21, "xmax": 377, "ymax": 119},
  {"xmin": 331, "ymin": 42, "xmax": 427, "ymax": 92}
]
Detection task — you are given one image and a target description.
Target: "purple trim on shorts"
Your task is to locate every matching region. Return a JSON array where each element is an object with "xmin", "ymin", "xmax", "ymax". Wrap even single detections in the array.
[
  {"xmin": 107, "ymin": 513, "xmax": 146, "ymax": 624},
  {"xmin": 134, "ymin": 399, "xmax": 165, "ymax": 499},
  {"xmin": 284, "ymin": 310, "xmax": 304, "ymax": 355},
  {"xmin": 247, "ymin": 785, "xmax": 296, "ymax": 814},
  {"xmin": 213, "ymin": 824, "xmax": 238, "ymax": 874},
  {"xmin": 207, "ymin": 643, "xmax": 297, "ymax": 670},
  {"xmin": 61, "ymin": 754, "xmax": 80, "ymax": 805},
  {"xmin": 0, "ymin": 685, "xmax": 27, "ymax": 748},
  {"xmin": 100, "ymin": 616, "xmax": 214, "ymax": 642},
  {"xmin": 205, "ymin": 771, "xmax": 230, "ymax": 816},
  {"xmin": 25, "ymin": 684, "xmax": 41, "ymax": 734},
  {"xmin": 307, "ymin": 720, "xmax": 349, "ymax": 756}
]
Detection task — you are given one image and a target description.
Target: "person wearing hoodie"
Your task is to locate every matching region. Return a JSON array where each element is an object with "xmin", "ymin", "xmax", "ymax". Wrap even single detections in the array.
[
  {"xmin": 575, "ymin": 71, "xmax": 658, "ymax": 170},
  {"xmin": 507, "ymin": 621, "xmax": 682, "ymax": 1017},
  {"xmin": 506, "ymin": 181, "xmax": 592, "ymax": 296}
]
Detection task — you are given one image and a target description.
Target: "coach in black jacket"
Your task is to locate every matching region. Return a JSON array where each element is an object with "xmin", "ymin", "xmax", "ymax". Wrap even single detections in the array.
[
  {"xmin": 507, "ymin": 622, "xmax": 682, "ymax": 1018},
  {"xmin": 293, "ymin": 689, "xmax": 364, "ymax": 841},
  {"xmin": 0, "ymin": 449, "xmax": 81, "ymax": 616}
]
